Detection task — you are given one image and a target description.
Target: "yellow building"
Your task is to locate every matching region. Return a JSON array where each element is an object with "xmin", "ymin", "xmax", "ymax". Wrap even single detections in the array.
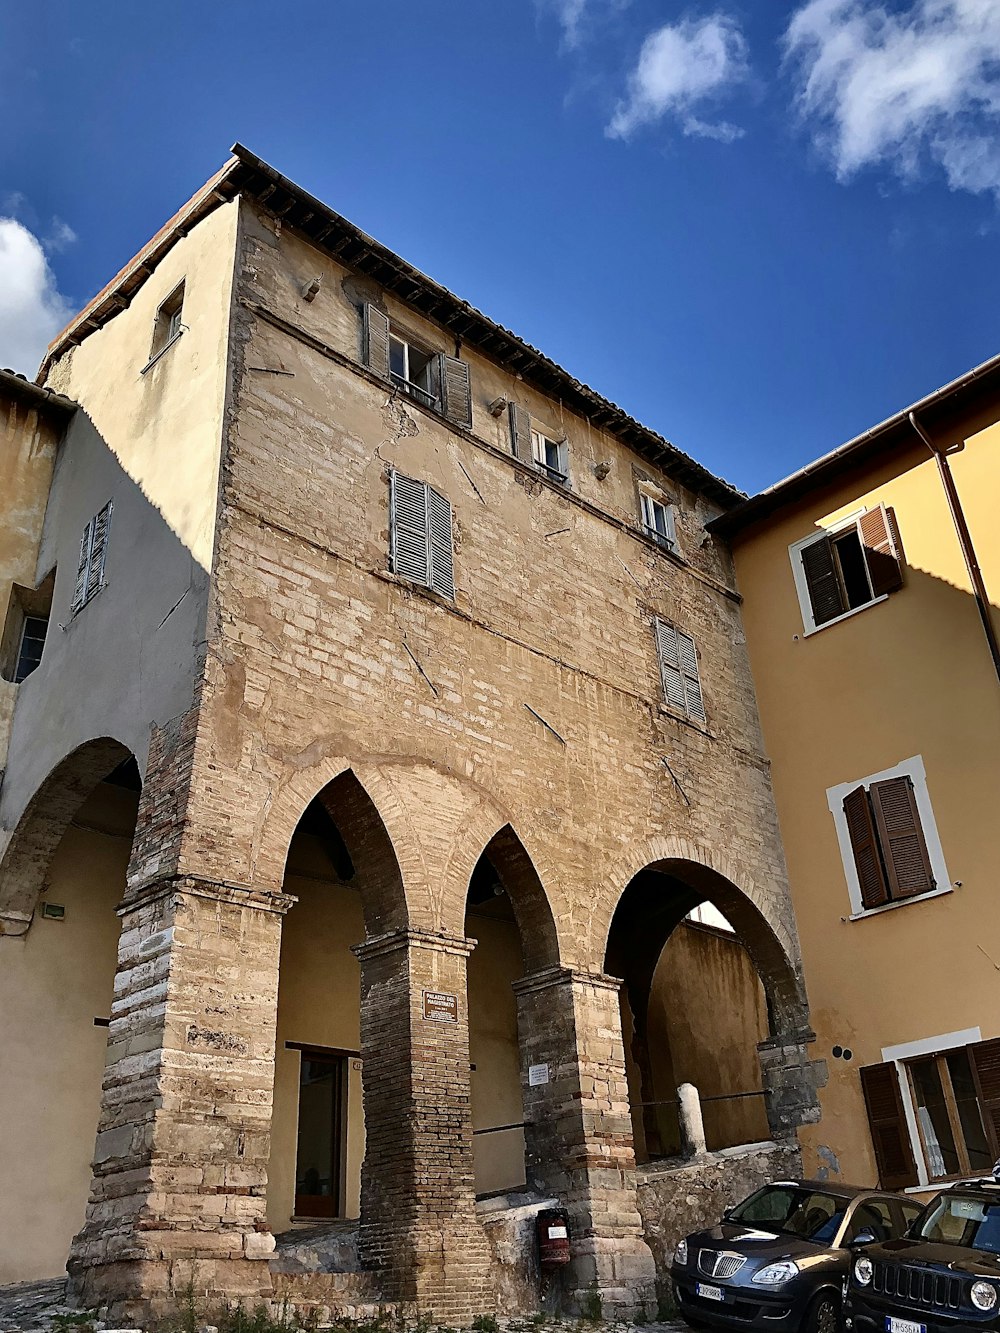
[{"xmin": 715, "ymin": 355, "xmax": 1000, "ymax": 1197}]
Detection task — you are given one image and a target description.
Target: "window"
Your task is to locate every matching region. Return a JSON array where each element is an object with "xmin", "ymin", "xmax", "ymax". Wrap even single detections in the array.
[
  {"xmin": 13, "ymin": 616, "xmax": 47, "ymax": 683},
  {"xmin": 361, "ymin": 304, "xmax": 472, "ymax": 428},
  {"xmin": 828, "ymin": 756, "xmax": 948, "ymax": 918},
  {"xmin": 71, "ymin": 501, "xmax": 113, "ymax": 615},
  {"xmin": 389, "ymin": 472, "xmax": 455, "ymax": 599},
  {"xmin": 654, "ymin": 618, "xmax": 706, "ymax": 722},
  {"xmin": 507, "ymin": 401, "xmax": 569, "ymax": 485},
  {"xmin": 862, "ymin": 1037, "xmax": 1000, "ymax": 1189},
  {"xmin": 640, "ymin": 493, "xmax": 678, "ymax": 552},
  {"xmin": 790, "ymin": 504, "xmax": 903, "ymax": 632},
  {"xmin": 147, "ymin": 282, "xmax": 185, "ymax": 364}
]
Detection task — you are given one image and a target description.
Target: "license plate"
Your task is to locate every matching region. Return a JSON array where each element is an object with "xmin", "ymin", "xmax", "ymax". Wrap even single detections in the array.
[
  {"xmin": 696, "ymin": 1283, "xmax": 724, "ymax": 1302},
  {"xmin": 886, "ymin": 1319, "xmax": 926, "ymax": 1333}
]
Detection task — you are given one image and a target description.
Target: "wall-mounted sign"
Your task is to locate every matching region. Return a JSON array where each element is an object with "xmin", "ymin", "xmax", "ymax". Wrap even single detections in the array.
[
  {"xmin": 422, "ymin": 990, "xmax": 458, "ymax": 1024},
  {"xmin": 528, "ymin": 1062, "xmax": 550, "ymax": 1086}
]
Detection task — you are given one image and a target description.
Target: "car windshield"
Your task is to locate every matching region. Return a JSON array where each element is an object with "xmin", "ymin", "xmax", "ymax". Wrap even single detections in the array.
[
  {"xmin": 728, "ymin": 1186, "xmax": 849, "ymax": 1245},
  {"xmin": 917, "ymin": 1194, "xmax": 1000, "ymax": 1254}
]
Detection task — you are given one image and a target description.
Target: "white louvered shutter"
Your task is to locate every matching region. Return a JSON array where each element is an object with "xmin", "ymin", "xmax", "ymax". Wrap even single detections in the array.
[
  {"xmin": 71, "ymin": 520, "xmax": 94, "ymax": 613},
  {"xmin": 390, "ymin": 472, "xmax": 430, "ymax": 585},
  {"xmin": 363, "ymin": 304, "xmax": 391, "ymax": 379},
  {"xmin": 655, "ymin": 618, "xmax": 705, "ymax": 722},
  {"xmin": 438, "ymin": 355, "xmax": 472, "ymax": 428},
  {"xmin": 427, "ymin": 487, "xmax": 455, "ymax": 599},
  {"xmin": 85, "ymin": 501, "xmax": 113, "ymax": 603}
]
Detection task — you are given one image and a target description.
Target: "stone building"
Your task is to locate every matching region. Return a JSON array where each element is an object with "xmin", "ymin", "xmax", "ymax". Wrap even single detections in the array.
[{"xmin": 0, "ymin": 146, "xmax": 821, "ymax": 1321}]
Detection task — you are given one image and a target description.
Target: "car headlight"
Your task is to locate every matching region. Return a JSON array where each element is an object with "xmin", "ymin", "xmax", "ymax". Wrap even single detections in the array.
[
  {"xmin": 673, "ymin": 1238, "xmax": 688, "ymax": 1266},
  {"xmin": 972, "ymin": 1281, "xmax": 998, "ymax": 1312},
  {"xmin": 854, "ymin": 1257, "xmax": 873, "ymax": 1286},
  {"xmin": 752, "ymin": 1260, "xmax": 800, "ymax": 1285}
]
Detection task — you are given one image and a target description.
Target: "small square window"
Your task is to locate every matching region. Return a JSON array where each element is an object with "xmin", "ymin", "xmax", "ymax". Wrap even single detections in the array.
[
  {"xmin": 531, "ymin": 429, "xmax": 568, "ymax": 484},
  {"xmin": 148, "ymin": 282, "xmax": 185, "ymax": 362},
  {"xmin": 640, "ymin": 493, "xmax": 678, "ymax": 552}
]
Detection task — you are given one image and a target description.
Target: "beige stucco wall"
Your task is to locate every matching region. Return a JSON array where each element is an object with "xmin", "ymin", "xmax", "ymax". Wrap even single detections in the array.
[
  {"xmin": 731, "ymin": 418, "xmax": 1000, "ymax": 1188},
  {"xmin": 0, "ymin": 782, "xmax": 134, "ymax": 1282}
]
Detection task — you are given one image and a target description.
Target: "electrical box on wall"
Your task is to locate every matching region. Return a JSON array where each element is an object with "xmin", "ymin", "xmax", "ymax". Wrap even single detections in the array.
[{"xmin": 40, "ymin": 902, "xmax": 65, "ymax": 920}]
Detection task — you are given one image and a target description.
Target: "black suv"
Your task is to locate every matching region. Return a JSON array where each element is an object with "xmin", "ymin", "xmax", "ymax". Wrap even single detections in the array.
[
  {"xmin": 671, "ymin": 1180, "xmax": 919, "ymax": 1332},
  {"xmin": 846, "ymin": 1179, "xmax": 1000, "ymax": 1332}
]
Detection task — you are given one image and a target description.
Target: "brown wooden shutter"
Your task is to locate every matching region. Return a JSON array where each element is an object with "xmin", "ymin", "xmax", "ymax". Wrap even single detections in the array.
[
  {"xmin": 801, "ymin": 535, "xmax": 846, "ymax": 626},
  {"xmin": 843, "ymin": 785, "xmax": 889, "ymax": 909},
  {"xmin": 870, "ymin": 776, "xmax": 935, "ymax": 898},
  {"xmin": 860, "ymin": 1062, "xmax": 919, "ymax": 1189},
  {"xmin": 363, "ymin": 304, "xmax": 390, "ymax": 379},
  {"xmin": 437, "ymin": 354, "xmax": 472, "ymax": 428},
  {"xmin": 858, "ymin": 504, "xmax": 904, "ymax": 597},
  {"xmin": 969, "ymin": 1039, "xmax": 1000, "ymax": 1158},
  {"xmin": 508, "ymin": 401, "xmax": 533, "ymax": 464}
]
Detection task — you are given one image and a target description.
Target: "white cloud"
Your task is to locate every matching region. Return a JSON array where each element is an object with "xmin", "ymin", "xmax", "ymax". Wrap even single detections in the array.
[
  {"xmin": 785, "ymin": 0, "xmax": 1000, "ymax": 198},
  {"xmin": 607, "ymin": 14, "xmax": 750, "ymax": 141},
  {"xmin": 0, "ymin": 218, "xmax": 74, "ymax": 376},
  {"xmin": 541, "ymin": 0, "xmax": 630, "ymax": 50},
  {"xmin": 44, "ymin": 218, "xmax": 78, "ymax": 254}
]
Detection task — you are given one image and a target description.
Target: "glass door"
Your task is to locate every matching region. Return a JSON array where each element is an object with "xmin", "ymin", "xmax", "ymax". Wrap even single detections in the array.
[{"xmin": 294, "ymin": 1051, "xmax": 345, "ymax": 1218}]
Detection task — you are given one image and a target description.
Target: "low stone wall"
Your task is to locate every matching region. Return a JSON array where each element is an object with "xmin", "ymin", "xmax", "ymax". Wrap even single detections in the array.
[
  {"xmin": 636, "ymin": 1139, "xmax": 802, "ymax": 1303},
  {"xmin": 478, "ymin": 1192, "xmax": 560, "ymax": 1315}
]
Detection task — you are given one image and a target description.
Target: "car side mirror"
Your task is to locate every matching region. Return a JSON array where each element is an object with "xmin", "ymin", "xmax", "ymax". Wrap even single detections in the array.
[{"xmin": 848, "ymin": 1229, "xmax": 877, "ymax": 1248}]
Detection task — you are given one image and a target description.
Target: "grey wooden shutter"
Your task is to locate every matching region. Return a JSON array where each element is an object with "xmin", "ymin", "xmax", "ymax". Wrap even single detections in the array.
[
  {"xmin": 71, "ymin": 520, "xmax": 94, "ymax": 613},
  {"xmin": 85, "ymin": 501, "xmax": 113, "ymax": 603},
  {"xmin": 860, "ymin": 1062, "xmax": 919, "ymax": 1190},
  {"xmin": 858, "ymin": 505, "xmax": 904, "ymax": 597},
  {"xmin": 437, "ymin": 355, "xmax": 472, "ymax": 428},
  {"xmin": 508, "ymin": 401, "xmax": 533, "ymax": 464},
  {"xmin": 801, "ymin": 536, "xmax": 846, "ymax": 626},
  {"xmin": 363, "ymin": 304, "xmax": 390, "ymax": 380},
  {"xmin": 870, "ymin": 776, "xmax": 935, "ymax": 898},
  {"xmin": 655, "ymin": 619, "xmax": 705, "ymax": 721},
  {"xmin": 968, "ymin": 1040, "xmax": 1000, "ymax": 1158},
  {"xmin": 843, "ymin": 784, "xmax": 889, "ymax": 909},
  {"xmin": 390, "ymin": 472, "xmax": 429, "ymax": 584},
  {"xmin": 427, "ymin": 486, "xmax": 455, "ymax": 599}
]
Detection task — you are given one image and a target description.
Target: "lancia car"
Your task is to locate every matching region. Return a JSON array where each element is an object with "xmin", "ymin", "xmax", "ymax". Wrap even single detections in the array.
[
  {"xmin": 845, "ymin": 1178, "xmax": 1000, "ymax": 1332},
  {"xmin": 671, "ymin": 1179, "xmax": 921, "ymax": 1332}
]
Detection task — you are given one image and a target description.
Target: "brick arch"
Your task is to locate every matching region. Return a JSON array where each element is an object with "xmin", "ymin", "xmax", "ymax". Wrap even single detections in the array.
[
  {"xmin": 598, "ymin": 835, "xmax": 807, "ymax": 1032},
  {"xmin": 463, "ymin": 824, "xmax": 561, "ymax": 973},
  {"xmin": 0, "ymin": 735, "xmax": 134, "ymax": 937}
]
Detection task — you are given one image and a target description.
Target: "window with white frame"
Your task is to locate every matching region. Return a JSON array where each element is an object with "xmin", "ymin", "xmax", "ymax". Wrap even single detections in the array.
[
  {"xmin": 530, "ymin": 428, "xmax": 569, "ymax": 484},
  {"xmin": 388, "ymin": 333, "xmax": 436, "ymax": 409},
  {"xmin": 361, "ymin": 304, "xmax": 473, "ymax": 428},
  {"xmin": 790, "ymin": 503, "xmax": 903, "ymax": 633},
  {"xmin": 389, "ymin": 472, "xmax": 455, "ymax": 599},
  {"xmin": 506, "ymin": 401, "xmax": 569, "ymax": 485},
  {"xmin": 654, "ymin": 618, "xmax": 706, "ymax": 722},
  {"xmin": 827, "ymin": 755, "xmax": 949, "ymax": 918},
  {"xmin": 147, "ymin": 282, "xmax": 185, "ymax": 364},
  {"xmin": 71, "ymin": 501, "xmax": 113, "ymax": 615},
  {"xmin": 640, "ymin": 492, "xmax": 678, "ymax": 552}
]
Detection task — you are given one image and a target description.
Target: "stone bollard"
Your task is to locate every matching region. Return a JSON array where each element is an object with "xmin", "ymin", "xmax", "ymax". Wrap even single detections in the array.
[{"xmin": 678, "ymin": 1082, "xmax": 707, "ymax": 1158}]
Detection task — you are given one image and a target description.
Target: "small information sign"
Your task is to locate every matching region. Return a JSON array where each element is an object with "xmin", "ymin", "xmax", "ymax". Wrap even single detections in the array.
[
  {"xmin": 422, "ymin": 990, "xmax": 459, "ymax": 1023},
  {"xmin": 528, "ymin": 1062, "xmax": 550, "ymax": 1086}
]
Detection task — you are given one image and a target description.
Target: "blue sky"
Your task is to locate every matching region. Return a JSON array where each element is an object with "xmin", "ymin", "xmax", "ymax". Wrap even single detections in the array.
[{"xmin": 1, "ymin": 0, "xmax": 998, "ymax": 494}]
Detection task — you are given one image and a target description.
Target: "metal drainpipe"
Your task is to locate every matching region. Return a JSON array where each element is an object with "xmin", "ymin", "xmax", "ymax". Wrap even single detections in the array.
[{"xmin": 909, "ymin": 410, "xmax": 1000, "ymax": 686}]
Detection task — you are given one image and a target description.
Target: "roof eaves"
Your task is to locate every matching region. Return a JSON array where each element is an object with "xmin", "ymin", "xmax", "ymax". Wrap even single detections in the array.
[{"xmin": 1, "ymin": 367, "xmax": 78, "ymax": 416}]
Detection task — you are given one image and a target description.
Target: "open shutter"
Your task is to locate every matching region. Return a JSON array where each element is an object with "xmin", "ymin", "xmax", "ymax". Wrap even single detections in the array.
[
  {"xmin": 508, "ymin": 401, "xmax": 533, "ymax": 464},
  {"xmin": 858, "ymin": 505, "xmax": 903, "ymax": 597},
  {"xmin": 843, "ymin": 785, "xmax": 890, "ymax": 909},
  {"xmin": 968, "ymin": 1039, "xmax": 1000, "ymax": 1158},
  {"xmin": 800, "ymin": 536, "xmax": 846, "ymax": 627},
  {"xmin": 71, "ymin": 520, "xmax": 94, "ymax": 613},
  {"xmin": 427, "ymin": 486, "xmax": 455, "ymax": 599},
  {"xmin": 85, "ymin": 501, "xmax": 112, "ymax": 603},
  {"xmin": 870, "ymin": 776, "xmax": 934, "ymax": 898},
  {"xmin": 860, "ymin": 1062, "xmax": 919, "ymax": 1190},
  {"xmin": 363, "ymin": 304, "xmax": 390, "ymax": 380},
  {"xmin": 390, "ymin": 473, "xmax": 429, "ymax": 585},
  {"xmin": 655, "ymin": 619, "xmax": 687, "ymax": 713},
  {"xmin": 676, "ymin": 629, "xmax": 706, "ymax": 722},
  {"xmin": 437, "ymin": 355, "xmax": 472, "ymax": 428}
]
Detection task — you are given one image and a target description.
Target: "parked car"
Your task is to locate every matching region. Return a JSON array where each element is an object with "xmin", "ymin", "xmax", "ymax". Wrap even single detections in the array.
[
  {"xmin": 670, "ymin": 1179, "xmax": 921, "ymax": 1332},
  {"xmin": 845, "ymin": 1177, "xmax": 1000, "ymax": 1332}
]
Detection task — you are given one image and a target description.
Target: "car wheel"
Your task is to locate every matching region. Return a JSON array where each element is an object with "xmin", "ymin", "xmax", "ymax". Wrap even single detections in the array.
[{"xmin": 804, "ymin": 1291, "xmax": 840, "ymax": 1333}]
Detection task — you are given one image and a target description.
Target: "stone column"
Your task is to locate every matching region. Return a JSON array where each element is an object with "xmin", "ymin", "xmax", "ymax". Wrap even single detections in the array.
[
  {"xmin": 67, "ymin": 876, "xmax": 293, "ymax": 1318},
  {"xmin": 353, "ymin": 928, "xmax": 493, "ymax": 1323},
  {"xmin": 513, "ymin": 967, "xmax": 657, "ymax": 1320}
]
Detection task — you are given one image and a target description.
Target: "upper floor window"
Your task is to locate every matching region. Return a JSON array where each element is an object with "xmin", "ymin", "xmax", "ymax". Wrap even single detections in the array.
[
  {"xmin": 790, "ymin": 504, "xmax": 903, "ymax": 633},
  {"xmin": 389, "ymin": 472, "xmax": 455, "ymax": 600},
  {"xmin": 654, "ymin": 618, "xmax": 706, "ymax": 723},
  {"xmin": 71, "ymin": 501, "xmax": 113, "ymax": 616},
  {"xmin": 14, "ymin": 616, "xmax": 48, "ymax": 683},
  {"xmin": 146, "ymin": 282, "xmax": 185, "ymax": 367},
  {"xmin": 362, "ymin": 304, "xmax": 472, "ymax": 429},
  {"xmin": 531, "ymin": 428, "xmax": 568, "ymax": 484},
  {"xmin": 506, "ymin": 401, "xmax": 569, "ymax": 486},
  {"xmin": 640, "ymin": 492, "xmax": 678, "ymax": 553}
]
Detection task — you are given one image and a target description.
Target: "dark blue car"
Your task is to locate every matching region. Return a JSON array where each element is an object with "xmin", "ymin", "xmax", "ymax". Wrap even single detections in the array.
[{"xmin": 671, "ymin": 1179, "xmax": 921, "ymax": 1333}]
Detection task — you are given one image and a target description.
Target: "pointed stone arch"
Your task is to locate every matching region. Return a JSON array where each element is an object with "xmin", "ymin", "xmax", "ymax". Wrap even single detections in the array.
[{"xmin": 469, "ymin": 824, "xmax": 560, "ymax": 974}]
